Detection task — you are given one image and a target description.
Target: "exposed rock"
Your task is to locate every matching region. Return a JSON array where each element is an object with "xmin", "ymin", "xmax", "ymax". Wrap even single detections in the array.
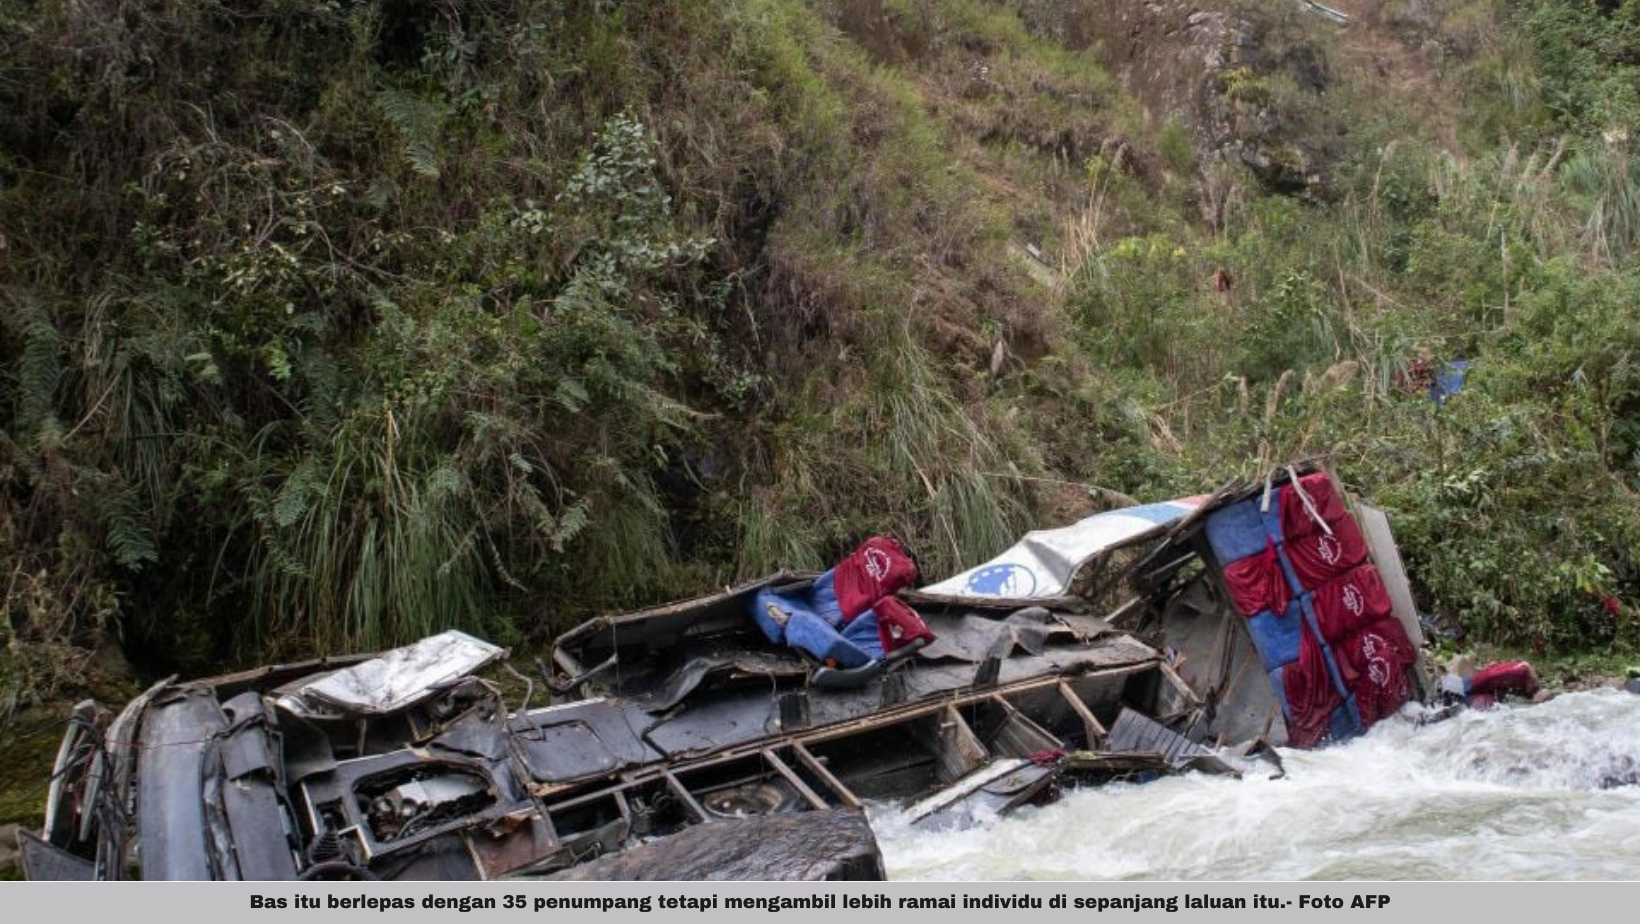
[
  {"xmin": 95, "ymin": 639, "xmax": 136, "ymax": 682},
  {"xmin": 538, "ymin": 809, "xmax": 884, "ymax": 881},
  {"xmin": 0, "ymin": 824, "xmax": 21, "ymax": 878},
  {"xmin": 1013, "ymin": 0, "xmax": 1344, "ymax": 197}
]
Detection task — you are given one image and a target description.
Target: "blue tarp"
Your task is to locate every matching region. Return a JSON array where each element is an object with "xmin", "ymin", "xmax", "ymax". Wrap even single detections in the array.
[{"xmin": 1430, "ymin": 360, "xmax": 1469, "ymax": 406}]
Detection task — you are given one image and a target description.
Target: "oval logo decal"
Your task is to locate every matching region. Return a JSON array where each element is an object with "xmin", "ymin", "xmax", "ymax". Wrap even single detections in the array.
[{"xmin": 965, "ymin": 563, "xmax": 1039, "ymax": 597}]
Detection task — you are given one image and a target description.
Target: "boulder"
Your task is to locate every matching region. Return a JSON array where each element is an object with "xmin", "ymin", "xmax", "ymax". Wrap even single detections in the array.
[{"xmin": 0, "ymin": 824, "xmax": 21, "ymax": 878}]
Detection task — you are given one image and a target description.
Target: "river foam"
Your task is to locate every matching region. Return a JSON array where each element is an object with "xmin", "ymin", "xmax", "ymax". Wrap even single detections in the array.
[{"xmin": 875, "ymin": 689, "xmax": 1640, "ymax": 880}]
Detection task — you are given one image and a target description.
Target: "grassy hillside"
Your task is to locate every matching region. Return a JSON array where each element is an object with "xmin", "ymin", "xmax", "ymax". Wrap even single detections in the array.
[{"xmin": 2, "ymin": 0, "xmax": 1638, "ymax": 713}]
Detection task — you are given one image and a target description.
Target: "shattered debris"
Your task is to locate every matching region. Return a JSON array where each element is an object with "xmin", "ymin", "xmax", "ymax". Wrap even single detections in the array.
[
  {"xmin": 26, "ymin": 460, "xmax": 1433, "ymax": 880},
  {"xmin": 278, "ymin": 631, "xmax": 504, "ymax": 717}
]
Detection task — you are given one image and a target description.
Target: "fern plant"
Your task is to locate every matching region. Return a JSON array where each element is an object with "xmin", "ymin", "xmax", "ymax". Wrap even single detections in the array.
[{"xmin": 376, "ymin": 89, "xmax": 448, "ymax": 179}]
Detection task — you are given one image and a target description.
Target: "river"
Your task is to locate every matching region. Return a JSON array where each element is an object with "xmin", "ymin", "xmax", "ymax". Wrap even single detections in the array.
[{"xmin": 874, "ymin": 688, "xmax": 1640, "ymax": 880}]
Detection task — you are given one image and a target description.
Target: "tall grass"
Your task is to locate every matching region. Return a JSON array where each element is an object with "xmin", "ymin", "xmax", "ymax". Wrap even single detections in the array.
[
  {"xmin": 233, "ymin": 412, "xmax": 484, "ymax": 653},
  {"xmin": 1054, "ymin": 110, "xmax": 1640, "ymax": 651},
  {"xmin": 6, "ymin": 0, "xmax": 1638, "ymax": 693},
  {"xmin": 1561, "ymin": 141, "xmax": 1640, "ymax": 265},
  {"xmin": 864, "ymin": 323, "xmax": 1026, "ymax": 575}
]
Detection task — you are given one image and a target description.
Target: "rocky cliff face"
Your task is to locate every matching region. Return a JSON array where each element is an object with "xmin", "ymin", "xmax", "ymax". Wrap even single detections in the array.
[{"xmin": 1014, "ymin": 0, "xmax": 1342, "ymax": 195}]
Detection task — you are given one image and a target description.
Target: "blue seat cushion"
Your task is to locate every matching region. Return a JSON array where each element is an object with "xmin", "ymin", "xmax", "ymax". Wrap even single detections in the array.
[
  {"xmin": 810, "ymin": 569, "xmax": 845, "ymax": 627},
  {"xmin": 749, "ymin": 587, "xmax": 807, "ymax": 644},
  {"xmin": 1205, "ymin": 499, "xmax": 1269, "ymax": 564},
  {"xmin": 1327, "ymin": 695, "xmax": 1364, "ymax": 743},
  {"xmin": 1247, "ymin": 601, "xmax": 1303, "ymax": 673},
  {"xmin": 785, "ymin": 610, "xmax": 874, "ymax": 669},
  {"xmin": 840, "ymin": 608, "xmax": 886, "ymax": 661}
]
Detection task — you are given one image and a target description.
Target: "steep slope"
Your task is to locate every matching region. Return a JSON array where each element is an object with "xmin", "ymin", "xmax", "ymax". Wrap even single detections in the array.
[{"xmin": 1, "ymin": 0, "xmax": 1637, "ymax": 702}]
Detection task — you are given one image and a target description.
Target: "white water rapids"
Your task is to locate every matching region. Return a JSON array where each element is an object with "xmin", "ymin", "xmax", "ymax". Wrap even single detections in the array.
[{"xmin": 874, "ymin": 689, "xmax": 1640, "ymax": 880}]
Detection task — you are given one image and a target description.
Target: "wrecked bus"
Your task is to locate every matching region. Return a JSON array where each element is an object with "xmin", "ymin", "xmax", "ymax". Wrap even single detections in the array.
[{"xmin": 20, "ymin": 461, "xmax": 1428, "ymax": 880}]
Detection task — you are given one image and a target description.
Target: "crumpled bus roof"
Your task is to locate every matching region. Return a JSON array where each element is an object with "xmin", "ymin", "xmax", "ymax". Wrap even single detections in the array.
[{"xmin": 918, "ymin": 496, "xmax": 1208, "ymax": 601}]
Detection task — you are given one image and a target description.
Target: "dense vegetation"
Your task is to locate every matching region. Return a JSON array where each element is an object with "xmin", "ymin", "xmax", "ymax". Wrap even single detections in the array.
[{"xmin": 2, "ymin": 0, "xmax": 1637, "ymax": 716}]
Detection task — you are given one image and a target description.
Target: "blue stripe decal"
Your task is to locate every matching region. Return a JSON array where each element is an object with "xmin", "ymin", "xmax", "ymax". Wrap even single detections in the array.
[{"xmin": 1122, "ymin": 501, "xmax": 1195, "ymax": 525}]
